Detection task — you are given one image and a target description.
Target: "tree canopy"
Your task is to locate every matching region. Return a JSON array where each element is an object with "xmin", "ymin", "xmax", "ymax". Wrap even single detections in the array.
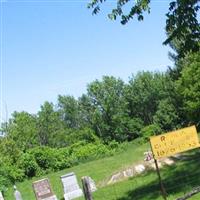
[
  {"xmin": 0, "ymin": 1, "xmax": 199, "ymax": 191},
  {"xmin": 1, "ymin": 63, "xmax": 200, "ymax": 190},
  {"xmin": 88, "ymin": 0, "xmax": 200, "ymax": 60}
]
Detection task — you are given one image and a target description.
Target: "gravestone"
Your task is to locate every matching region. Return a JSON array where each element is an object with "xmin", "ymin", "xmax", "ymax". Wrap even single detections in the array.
[
  {"xmin": 87, "ymin": 177, "xmax": 97, "ymax": 192},
  {"xmin": 0, "ymin": 191, "xmax": 4, "ymax": 200},
  {"xmin": 32, "ymin": 178, "xmax": 57, "ymax": 200},
  {"xmin": 61, "ymin": 172, "xmax": 83, "ymax": 200},
  {"xmin": 14, "ymin": 185, "xmax": 23, "ymax": 200}
]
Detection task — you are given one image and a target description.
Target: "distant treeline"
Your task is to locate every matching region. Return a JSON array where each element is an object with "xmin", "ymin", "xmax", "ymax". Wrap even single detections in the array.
[{"xmin": 0, "ymin": 52, "xmax": 199, "ymax": 191}]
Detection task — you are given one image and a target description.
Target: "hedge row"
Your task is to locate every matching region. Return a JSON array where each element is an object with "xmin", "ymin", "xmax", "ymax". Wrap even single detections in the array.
[{"xmin": 0, "ymin": 141, "xmax": 120, "ymax": 192}]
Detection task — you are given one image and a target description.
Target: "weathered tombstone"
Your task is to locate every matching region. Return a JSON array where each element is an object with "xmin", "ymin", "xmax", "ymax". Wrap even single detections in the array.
[
  {"xmin": 14, "ymin": 185, "xmax": 23, "ymax": 200},
  {"xmin": 32, "ymin": 178, "xmax": 57, "ymax": 200},
  {"xmin": 87, "ymin": 177, "xmax": 97, "ymax": 192},
  {"xmin": 81, "ymin": 177, "xmax": 93, "ymax": 200},
  {"xmin": 0, "ymin": 191, "xmax": 4, "ymax": 200},
  {"xmin": 61, "ymin": 172, "xmax": 83, "ymax": 200}
]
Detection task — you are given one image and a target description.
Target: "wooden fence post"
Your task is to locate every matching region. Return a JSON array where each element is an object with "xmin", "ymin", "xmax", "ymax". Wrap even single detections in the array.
[
  {"xmin": 81, "ymin": 176, "xmax": 93, "ymax": 200},
  {"xmin": 154, "ymin": 158, "xmax": 167, "ymax": 200}
]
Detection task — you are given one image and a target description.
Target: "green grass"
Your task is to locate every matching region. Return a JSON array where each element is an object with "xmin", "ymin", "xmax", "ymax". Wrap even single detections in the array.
[
  {"xmin": 88, "ymin": 149, "xmax": 200, "ymax": 200},
  {"xmin": 4, "ymin": 140, "xmax": 200, "ymax": 200},
  {"xmin": 4, "ymin": 140, "xmax": 149, "ymax": 200}
]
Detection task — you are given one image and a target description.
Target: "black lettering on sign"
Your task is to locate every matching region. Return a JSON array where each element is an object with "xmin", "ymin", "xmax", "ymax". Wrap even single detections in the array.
[
  {"xmin": 170, "ymin": 148, "xmax": 175, "ymax": 153},
  {"xmin": 161, "ymin": 136, "xmax": 165, "ymax": 142},
  {"xmin": 160, "ymin": 151, "xmax": 165, "ymax": 156}
]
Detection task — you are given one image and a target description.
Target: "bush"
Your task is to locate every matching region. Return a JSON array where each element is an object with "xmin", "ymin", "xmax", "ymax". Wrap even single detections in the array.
[
  {"xmin": 71, "ymin": 143, "xmax": 110, "ymax": 162},
  {"xmin": 66, "ymin": 128, "xmax": 100, "ymax": 145},
  {"xmin": 27, "ymin": 143, "xmax": 112, "ymax": 173},
  {"xmin": 0, "ymin": 164, "xmax": 24, "ymax": 188},
  {"xmin": 49, "ymin": 148, "xmax": 72, "ymax": 171},
  {"xmin": 140, "ymin": 124, "xmax": 162, "ymax": 142},
  {"xmin": 17, "ymin": 153, "xmax": 39, "ymax": 177},
  {"xmin": 6, "ymin": 166, "xmax": 25, "ymax": 183},
  {"xmin": 29, "ymin": 147, "xmax": 53, "ymax": 170},
  {"xmin": 0, "ymin": 140, "xmax": 120, "ymax": 188},
  {"xmin": 108, "ymin": 140, "xmax": 119, "ymax": 149},
  {"xmin": 0, "ymin": 169, "xmax": 12, "ymax": 193}
]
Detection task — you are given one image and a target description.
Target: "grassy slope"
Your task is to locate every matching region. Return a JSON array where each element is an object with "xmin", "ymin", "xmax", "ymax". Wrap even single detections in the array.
[
  {"xmin": 4, "ymin": 140, "xmax": 200, "ymax": 200},
  {"xmin": 89, "ymin": 149, "xmax": 200, "ymax": 200},
  {"xmin": 4, "ymin": 140, "xmax": 149, "ymax": 200}
]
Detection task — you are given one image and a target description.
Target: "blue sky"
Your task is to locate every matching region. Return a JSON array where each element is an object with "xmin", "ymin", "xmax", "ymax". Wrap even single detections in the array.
[{"xmin": 1, "ymin": 0, "xmax": 173, "ymax": 121}]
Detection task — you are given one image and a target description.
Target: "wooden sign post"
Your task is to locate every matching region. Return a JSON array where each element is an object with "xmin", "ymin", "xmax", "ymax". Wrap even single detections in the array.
[
  {"xmin": 151, "ymin": 148, "xmax": 167, "ymax": 200},
  {"xmin": 150, "ymin": 125, "xmax": 200, "ymax": 200}
]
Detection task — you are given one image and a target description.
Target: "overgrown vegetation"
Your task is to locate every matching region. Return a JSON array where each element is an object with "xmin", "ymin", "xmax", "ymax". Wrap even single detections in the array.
[
  {"xmin": 0, "ymin": 52, "xmax": 200, "ymax": 192},
  {"xmin": 0, "ymin": 0, "xmax": 199, "ymax": 195},
  {"xmin": 0, "ymin": 139, "xmax": 122, "ymax": 192},
  {"xmin": 3, "ymin": 139, "xmax": 200, "ymax": 200},
  {"xmin": 3, "ymin": 140, "xmax": 149, "ymax": 200}
]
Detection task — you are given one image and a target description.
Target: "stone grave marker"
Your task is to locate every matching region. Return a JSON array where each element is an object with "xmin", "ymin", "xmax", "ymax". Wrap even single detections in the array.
[
  {"xmin": 33, "ymin": 178, "xmax": 57, "ymax": 200},
  {"xmin": 14, "ymin": 185, "xmax": 23, "ymax": 200},
  {"xmin": 0, "ymin": 191, "xmax": 4, "ymax": 200},
  {"xmin": 87, "ymin": 177, "xmax": 97, "ymax": 192},
  {"xmin": 61, "ymin": 172, "xmax": 83, "ymax": 200}
]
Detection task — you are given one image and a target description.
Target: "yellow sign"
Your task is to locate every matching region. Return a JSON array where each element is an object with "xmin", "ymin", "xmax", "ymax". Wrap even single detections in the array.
[{"xmin": 150, "ymin": 126, "xmax": 200, "ymax": 159}]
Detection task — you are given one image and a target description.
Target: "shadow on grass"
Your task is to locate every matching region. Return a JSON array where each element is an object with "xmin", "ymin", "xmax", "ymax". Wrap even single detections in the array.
[{"xmin": 117, "ymin": 149, "xmax": 200, "ymax": 200}]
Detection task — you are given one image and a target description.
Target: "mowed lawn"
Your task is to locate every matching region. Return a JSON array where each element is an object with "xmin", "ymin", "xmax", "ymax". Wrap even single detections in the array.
[
  {"xmin": 4, "ymin": 140, "xmax": 200, "ymax": 200},
  {"xmin": 4, "ymin": 140, "xmax": 149, "ymax": 200}
]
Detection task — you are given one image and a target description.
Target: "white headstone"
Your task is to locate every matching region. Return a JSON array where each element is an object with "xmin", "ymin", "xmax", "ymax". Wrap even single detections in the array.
[
  {"xmin": 14, "ymin": 189, "xmax": 23, "ymax": 200},
  {"xmin": 61, "ymin": 172, "xmax": 83, "ymax": 200},
  {"xmin": 0, "ymin": 191, "xmax": 4, "ymax": 200},
  {"xmin": 87, "ymin": 177, "xmax": 97, "ymax": 192}
]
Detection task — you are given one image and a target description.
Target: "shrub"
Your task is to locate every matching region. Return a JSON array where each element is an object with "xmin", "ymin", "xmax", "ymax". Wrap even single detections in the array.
[
  {"xmin": 29, "ymin": 147, "xmax": 53, "ymax": 170},
  {"xmin": 0, "ymin": 140, "xmax": 120, "ymax": 188},
  {"xmin": 0, "ymin": 164, "xmax": 24, "ymax": 187},
  {"xmin": 108, "ymin": 140, "xmax": 119, "ymax": 149},
  {"xmin": 140, "ymin": 124, "xmax": 162, "ymax": 142},
  {"xmin": 17, "ymin": 153, "xmax": 39, "ymax": 177},
  {"xmin": 70, "ymin": 143, "xmax": 111, "ymax": 162},
  {"xmin": 66, "ymin": 128, "xmax": 100, "ymax": 145},
  {"xmin": 0, "ymin": 168, "xmax": 12, "ymax": 193}
]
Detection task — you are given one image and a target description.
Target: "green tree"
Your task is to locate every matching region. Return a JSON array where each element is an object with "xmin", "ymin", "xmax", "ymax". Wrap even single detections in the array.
[
  {"xmin": 78, "ymin": 94, "xmax": 95, "ymax": 128},
  {"xmin": 5, "ymin": 111, "xmax": 38, "ymax": 151},
  {"xmin": 65, "ymin": 127, "xmax": 100, "ymax": 145},
  {"xmin": 140, "ymin": 124, "xmax": 162, "ymax": 142},
  {"xmin": 125, "ymin": 72, "xmax": 169, "ymax": 125},
  {"xmin": 0, "ymin": 138, "xmax": 22, "ymax": 163},
  {"xmin": 176, "ymin": 52, "xmax": 200, "ymax": 128},
  {"xmin": 57, "ymin": 95, "xmax": 80, "ymax": 129},
  {"xmin": 153, "ymin": 99, "xmax": 180, "ymax": 131},
  {"xmin": 164, "ymin": 0, "xmax": 200, "ymax": 60},
  {"xmin": 37, "ymin": 101, "xmax": 65, "ymax": 147},
  {"xmin": 86, "ymin": 76, "xmax": 134, "ymax": 142},
  {"xmin": 88, "ymin": 0, "xmax": 200, "ymax": 61}
]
